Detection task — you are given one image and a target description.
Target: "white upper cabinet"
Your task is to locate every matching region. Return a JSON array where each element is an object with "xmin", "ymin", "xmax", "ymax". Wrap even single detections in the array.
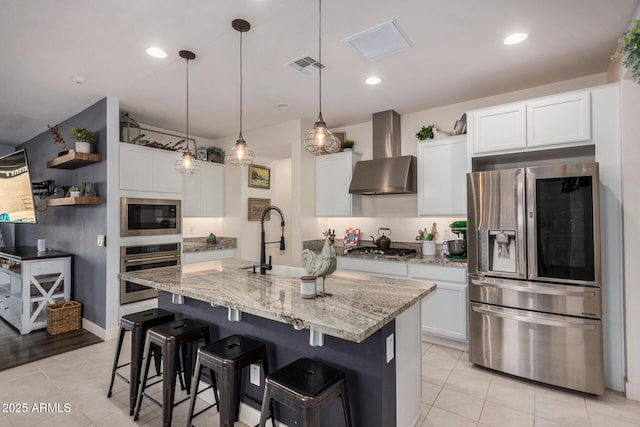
[
  {"xmin": 417, "ymin": 135, "xmax": 467, "ymax": 216},
  {"xmin": 316, "ymin": 151, "xmax": 361, "ymax": 217},
  {"xmin": 526, "ymin": 92, "xmax": 591, "ymax": 148},
  {"xmin": 472, "ymin": 103, "xmax": 527, "ymax": 154},
  {"xmin": 183, "ymin": 161, "xmax": 224, "ymax": 217},
  {"xmin": 120, "ymin": 143, "xmax": 183, "ymax": 194},
  {"xmin": 469, "ymin": 89, "xmax": 593, "ymax": 156}
]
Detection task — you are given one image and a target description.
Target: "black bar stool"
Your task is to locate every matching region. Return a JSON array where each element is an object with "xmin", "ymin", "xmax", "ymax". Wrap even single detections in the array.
[
  {"xmin": 107, "ymin": 308, "xmax": 176, "ymax": 415},
  {"xmin": 134, "ymin": 318, "xmax": 215, "ymax": 427},
  {"xmin": 186, "ymin": 334, "xmax": 276, "ymax": 427},
  {"xmin": 258, "ymin": 358, "xmax": 353, "ymax": 427}
]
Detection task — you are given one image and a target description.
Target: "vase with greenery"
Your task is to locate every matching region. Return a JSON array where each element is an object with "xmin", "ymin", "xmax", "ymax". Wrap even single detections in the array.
[
  {"xmin": 342, "ymin": 139, "xmax": 355, "ymax": 151},
  {"xmin": 70, "ymin": 128, "xmax": 96, "ymax": 153},
  {"xmin": 614, "ymin": 19, "xmax": 640, "ymax": 83},
  {"xmin": 416, "ymin": 124, "xmax": 435, "ymax": 140}
]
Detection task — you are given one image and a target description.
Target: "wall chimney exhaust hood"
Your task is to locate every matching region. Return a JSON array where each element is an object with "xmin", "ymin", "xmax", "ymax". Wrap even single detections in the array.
[{"xmin": 348, "ymin": 110, "xmax": 417, "ymax": 195}]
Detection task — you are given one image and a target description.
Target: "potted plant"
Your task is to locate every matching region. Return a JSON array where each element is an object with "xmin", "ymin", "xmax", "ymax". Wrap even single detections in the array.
[
  {"xmin": 70, "ymin": 128, "xmax": 96, "ymax": 153},
  {"xmin": 69, "ymin": 186, "xmax": 80, "ymax": 197},
  {"xmin": 342, "ymin": 139, "xmax": 355, "ymax": 151},
  {"xmin": 416, "ymin": 124, "xmax": 435, "ymax": 140},
  {"xmin": 614, "ymin": 19, "xmax": 640, "ymax": 83}
]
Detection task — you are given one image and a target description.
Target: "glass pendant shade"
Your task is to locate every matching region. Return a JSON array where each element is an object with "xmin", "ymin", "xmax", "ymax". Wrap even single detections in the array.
[
  {"xmin": 303, "ymin": 113, "xmax": 341, "ymax": 155},
  {"xmin": 227, "ymin": 133, "xmax": 256, "ymax": 166},
  {"xmin": 227, "ymin": 19, "xmax": 255, "ymax": 167},
  {"xmin": 175, "ymin": 149, "xmax": 200, "ymax": 174}
]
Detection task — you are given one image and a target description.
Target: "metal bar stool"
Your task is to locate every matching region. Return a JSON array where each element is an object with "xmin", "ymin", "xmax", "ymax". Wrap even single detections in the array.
[
  {"xmin": 186, "ymin": 334, "xmax": 276, "ymax": 427},
  {"xmin": 134, "ymin": 319, "xmax": 217, "ymax": 427},
  {"xmin": 258, "ymin": 357, "xmax": 353, "ymax": 427},
  {"xmin": 107, "ymin": 308, "xmax": 176, "ymax": 415}
]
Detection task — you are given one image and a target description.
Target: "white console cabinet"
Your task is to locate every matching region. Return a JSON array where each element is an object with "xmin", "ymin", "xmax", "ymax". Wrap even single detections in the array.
[{"xmin": 0, "ymin": 253, "xmax": 72, "ymax": 334}]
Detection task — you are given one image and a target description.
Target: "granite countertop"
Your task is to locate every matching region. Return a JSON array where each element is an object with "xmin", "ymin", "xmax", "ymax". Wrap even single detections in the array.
[
  {"xmin": 118, "ymin": 258, "xmax": 436, "ymax": 343},
  {"xmin": 183, "ymin": 237, "xmax": 237, "ymax": 253}
]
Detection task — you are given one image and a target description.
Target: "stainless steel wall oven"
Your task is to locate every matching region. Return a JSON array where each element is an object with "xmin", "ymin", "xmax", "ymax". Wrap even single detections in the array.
[
  {"xmin": 121, "ymin": 197, "xmax": 181, "ymax": 237},
  {"xmin": 120, "ymin": 242, "xmax": 181, "ymax": 304},
  {"xmin": 467, "ymin": 163, "xmax": 603, "ymax": 395}
]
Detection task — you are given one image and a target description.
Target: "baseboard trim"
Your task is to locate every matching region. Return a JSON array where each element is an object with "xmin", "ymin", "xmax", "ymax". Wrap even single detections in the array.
[
  {"xmin": 626, "ymin": 381, "xmax": 640, "ymax": 401},
  {"xmin": 82, "ymin": 317, "xmax": 106, "ymax": 340},
  {"xmin": 422, "ymin": 333, "xmax": 468, "ymax": 351}
]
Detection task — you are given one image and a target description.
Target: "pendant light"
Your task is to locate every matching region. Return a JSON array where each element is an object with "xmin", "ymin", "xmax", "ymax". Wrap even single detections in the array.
[
  {"xmin": 303, "ymin": 0, "xmax": 341, "ymax": 156},
  {"xmin": 175, "ymin": 50, "xmax": 200, "ymax": 174},
  {"xmin": 227, "ymin": 19, "xmax": 256, "ymax": 166}
]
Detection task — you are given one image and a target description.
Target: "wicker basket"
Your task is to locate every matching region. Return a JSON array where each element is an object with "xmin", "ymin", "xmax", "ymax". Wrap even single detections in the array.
[{"xmin": 46, "ymin": 301, "xmax": 82, "ymax": 335}]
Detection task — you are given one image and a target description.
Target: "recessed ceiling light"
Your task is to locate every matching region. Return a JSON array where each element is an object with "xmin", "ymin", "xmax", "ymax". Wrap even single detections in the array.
[
  {"xmin": 276, "ymin": 103, "xmax": 289, "ymax": 110},
  {"xmin": 146, "ymin": 47, "xmax": 167, "ymax": 58},
  {"xmin": 365, "ymin": 76, "xmax": 382, "ymax": 85},
  {"xmin": 504, "ymin": 33, "xmax": 528, "ymax": 45},
  {"xmin": 71, "ymin": 75, "xmax": 87, "ymax": 84}
]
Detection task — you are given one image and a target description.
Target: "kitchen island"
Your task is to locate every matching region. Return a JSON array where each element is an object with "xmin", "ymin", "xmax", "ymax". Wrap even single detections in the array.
[{"xmin": 119, "ymin": 258, "xmax": 435, "ymax": 427}]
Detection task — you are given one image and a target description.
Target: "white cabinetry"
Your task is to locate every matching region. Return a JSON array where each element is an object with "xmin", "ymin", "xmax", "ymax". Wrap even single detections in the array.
[
  {"xmin": 0, "ymin": 256, "xmax": 72, "ymax": 335},
  {"xmin": 316, "ymin": 151, "xmax": 361, "ymax": 217},
  {"xmin": 469, "ymin": 90, "xmax": 592, "ymax": 156},
  {"xmin": 337, "ymin": 257, "xmax": 408, "ymax": 278},
  {"xmin": 408, "ymin": 263, "xmax": 467, "ymax": 343},
  {"xmin": 184, "ymin": 161, "xmax": 224, "ymax": 217},
  {"xmin": 183, "ymin": 249, "xmax": 236, "ymax": 264},
  {"xmin": 417, "ymin": 135, "xmax": 467, "ymax": 216},
  {"xmin": 120, "ymin": 143, "xmax": 184, "ymax": 194},
  {"xmin": 472, "ymin": 103, "xmax": 526, "ymax": 154}
]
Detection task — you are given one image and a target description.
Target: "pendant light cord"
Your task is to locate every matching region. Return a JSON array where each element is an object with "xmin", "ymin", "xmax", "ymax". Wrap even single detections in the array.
[
  {"xmin": 318, "ymin": 0, "xmax": 322, "ymax": 117},
  {"xmin": 239, "ymin": 30, "xmax": 244, "ymax": 137},
  {"xmin": 186, "ymin": 57, "xmax": 190, "ymax": 152}
]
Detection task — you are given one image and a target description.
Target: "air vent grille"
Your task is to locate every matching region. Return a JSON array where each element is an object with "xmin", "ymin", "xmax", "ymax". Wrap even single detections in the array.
[
  {"xmin": 288, "ymin": 55, "xmax": 325, "ymax": 73},
  {"xmin": 343, "ymin": 19, "xmax": 412, "ymax": 61}
]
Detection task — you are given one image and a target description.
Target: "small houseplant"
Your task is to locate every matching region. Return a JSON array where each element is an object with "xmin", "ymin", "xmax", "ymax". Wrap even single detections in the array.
[
  {"xmin": 70, "ymin": 128, "xmax": 96, "ymax": 153},
  {"xmin": 416, "ymin": 124, "xmax": 435, "ymax": 140},
  {"xmin": 614, "ymin": 19, "xmax": 640, "ymax": 83},
  {"xmin": 68, "ymin": 186, "xmax": 80, "ymax": 197},
  {"xmin": 342, "ymin": 139, "xmax": 355, "ymax": 151}
]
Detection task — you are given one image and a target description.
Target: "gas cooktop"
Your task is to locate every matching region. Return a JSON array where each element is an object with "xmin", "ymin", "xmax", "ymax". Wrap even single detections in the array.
[{"xmin": 343, "ymin": 247, "xmax": 417, "ymax": 258}]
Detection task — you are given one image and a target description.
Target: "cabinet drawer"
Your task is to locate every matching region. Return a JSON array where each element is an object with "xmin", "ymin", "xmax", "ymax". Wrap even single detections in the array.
[
  {"xmin": 338, "ymin": 257, "xmax": 408, "ymax": 278},
  {"xmin": 408, "ymin": 263, "xmax": 466, "ymax": 283}
]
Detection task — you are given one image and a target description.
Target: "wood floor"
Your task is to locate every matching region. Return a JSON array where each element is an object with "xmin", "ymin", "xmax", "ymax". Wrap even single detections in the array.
[{"xmin": 0, "ymin": 317, "xmax": 102, "ymax": 371}]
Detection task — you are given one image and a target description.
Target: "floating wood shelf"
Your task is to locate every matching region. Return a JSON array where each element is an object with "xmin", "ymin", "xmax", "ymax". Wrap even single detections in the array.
[
  {"xmin": 46, "ymin": 196, "xmax": 103, "ymax": 207},
  {"xmin": 47, "ymin": 152, "xmax": 102, "ymax": 169}
]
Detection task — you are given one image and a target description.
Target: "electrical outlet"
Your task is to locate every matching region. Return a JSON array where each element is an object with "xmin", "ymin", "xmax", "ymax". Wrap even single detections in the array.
[
  {"xmin": 386, "ymin": 333, "xmax": 395, "ymax": 363},
  {"xmin": 97, "ymin": 235, "xmax": 106, "ymax": 247},
  {"xmin": 250, "ymin": 364, "xmax": 260, "ymax": 386}
]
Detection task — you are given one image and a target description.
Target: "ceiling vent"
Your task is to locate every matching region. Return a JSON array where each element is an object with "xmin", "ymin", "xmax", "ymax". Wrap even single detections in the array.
[
  {"xmin": 343, "ymin": 19, "xmax": 412, "ymax": 61},
  {"xmin": 288, "ymin": 55, "xmax": 325, "ymax": 74}
]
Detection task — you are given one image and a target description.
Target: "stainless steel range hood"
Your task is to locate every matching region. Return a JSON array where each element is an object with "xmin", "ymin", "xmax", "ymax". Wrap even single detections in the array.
[{"xmin": 349, "ymin": 110, "xmax": 417, "ymax": 195}]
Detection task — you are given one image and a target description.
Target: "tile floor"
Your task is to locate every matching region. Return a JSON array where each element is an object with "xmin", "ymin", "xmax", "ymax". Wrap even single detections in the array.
[{"xmin": 1, "ymin": 338, "xmax": 639, "ymax": 426}]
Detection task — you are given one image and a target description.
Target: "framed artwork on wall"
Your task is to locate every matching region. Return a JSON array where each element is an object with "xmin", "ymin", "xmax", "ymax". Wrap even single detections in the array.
[
  {"xmin": 248, "ymin": 164, "xmax": 271, "ymax": 189},
  {"xmin": 248, "ymin": 198, "xmax": 271, "ymax": 221}
]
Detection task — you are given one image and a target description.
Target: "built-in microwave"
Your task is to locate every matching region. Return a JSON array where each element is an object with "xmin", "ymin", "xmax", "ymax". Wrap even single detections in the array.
[{"xmin": 120, "ymin": 197, "xmax": 182, "ymax": 237}]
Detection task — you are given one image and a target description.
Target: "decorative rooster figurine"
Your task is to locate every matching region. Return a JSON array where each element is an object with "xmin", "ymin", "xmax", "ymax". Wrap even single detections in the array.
[{"xmin": 301, "ymin": 229, "xmax": 337, "ymax": 296}]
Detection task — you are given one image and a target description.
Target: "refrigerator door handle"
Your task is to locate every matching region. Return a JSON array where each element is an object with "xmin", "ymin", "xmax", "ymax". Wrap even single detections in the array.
[
  {"xmin": 471, "ymin": 305, "xmax": 597, "ymax": 330},
  {"xmin": 470, "ymin": 276, "xmax": 597, "ymax": 298}
]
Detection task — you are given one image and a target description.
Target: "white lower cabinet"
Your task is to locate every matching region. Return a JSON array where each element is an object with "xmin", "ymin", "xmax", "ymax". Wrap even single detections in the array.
[
  {"xmin": 337, "ymin": 256, "xmax": 468, "ymax": 345},
  {"xmin": 183, "ymin": 161, "xmax": 224, "ymax": 217},
  {"xmin": 408, "ymin": 264, "xmax": 468, "ymax": 343}
]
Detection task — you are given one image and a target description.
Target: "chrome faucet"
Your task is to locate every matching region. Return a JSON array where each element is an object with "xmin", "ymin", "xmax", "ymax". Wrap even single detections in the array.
[{"xmin": 260, "ymin": 205, "xmax": 285, "ymax": 274}]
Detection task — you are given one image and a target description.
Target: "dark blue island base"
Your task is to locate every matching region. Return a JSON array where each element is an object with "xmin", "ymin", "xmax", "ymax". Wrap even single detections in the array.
[{"xmin": 158, "ymin": 291, "xmax": 397, "ymax": 427}]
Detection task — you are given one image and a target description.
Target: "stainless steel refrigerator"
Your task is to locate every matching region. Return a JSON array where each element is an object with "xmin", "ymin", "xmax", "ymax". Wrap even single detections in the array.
[{"xmin": 467, "ymin": 163, "xmax": 604, "ymax": 395}]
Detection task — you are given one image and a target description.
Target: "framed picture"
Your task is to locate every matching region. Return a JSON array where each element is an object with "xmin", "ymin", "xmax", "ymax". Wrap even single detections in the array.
[
  {"xmin": 248, "ymin": 164, "xmax": 271, "ymax": 189},
  {"xmin": 333, "ymin": 132, "xmax": 346, "ymax": 145},
  {"xmin": 248, "ymin": 198, "xmax": 271, "ymax": 221},
  {"xmin": 343, "ymin": 228, "xmax": 360, "ymax": 247}
]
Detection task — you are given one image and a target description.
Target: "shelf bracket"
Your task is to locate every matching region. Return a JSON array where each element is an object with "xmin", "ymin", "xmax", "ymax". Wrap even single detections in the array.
[
  {"xmin": 171, "ymin": 293, "xmax": 184, "ymax": 305},
  {"xmin": 228, "ymin": 307, "xmax": 241, "ymax": 322},
  {"xmin": 309, "ymin": 329, "xmax": 324, "ymax": 347}
]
